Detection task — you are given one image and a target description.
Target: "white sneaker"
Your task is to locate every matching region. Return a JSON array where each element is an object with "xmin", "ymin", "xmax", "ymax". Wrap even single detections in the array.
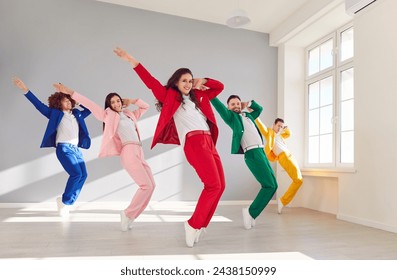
[
  {"xmin": 120, "ymin": 210, "xmax": 133, "ymax": 232},
  {"xmin": 128, "ymin": 219, "xmax": 134, "ymax": 230},
  {"xmin": 184, "ymin": 221, "xmax": 199, "ymax": 247},
  {"xmin": 56, "ymin": 197, "xmax": 69, "ymax": 217},
  {"xmin": 251, "ymin": 218, "xmax": 256, "ymax": 227},
  {"xmin": 195, "ymin": 228, "xmax": 207, "ymax": 243},
  {"xmin": 242, "ymin": 207, "xmax": 254, "ymax": 230},
  {"xmin": 277, "ymin": 198, "xmax": 284, "ymax": 214}
]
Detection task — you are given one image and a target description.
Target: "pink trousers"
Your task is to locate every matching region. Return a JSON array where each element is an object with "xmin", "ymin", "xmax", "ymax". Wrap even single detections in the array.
[{"xmin": 120, "ymin": 143, "xmax": 156, "ymax": 220}]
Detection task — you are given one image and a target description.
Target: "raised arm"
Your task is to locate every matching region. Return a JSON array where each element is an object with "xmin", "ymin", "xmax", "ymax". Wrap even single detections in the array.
[
  {"xmin": 53, "ymin": 83, "xmax": 105, "ymax": 122},
  {"xmin": 123, "ymin": 98, "xmax": 150, "ymax": 120},
  {"xmin": 255, "ymin": 118, "xmax": 269, "ymax": 137},
  {"xmin": 195, "ymin": 78, "xmax": 224, "ymax": 100},
  {"xmin": 210, "ymin": 97, "xmax": 234, "ymax": 125},
  {"xmin": 114, "ymin": 47, "xmax": 167, "ymax": 102},
  {"xmin": 13, "ymin": 77, "xmax": 51, "ymax": 118},
  {"xmin": 113, "ymin": 47, "xmax": 139, "ymax": 68},
  {"xmin": 281, "ymin": 126, "xmax": 291, "ymax": 139},
  {"xmin": 13, "ymin": 77, "xmax": 29, "ymax": 93},
  {"xmin": 246, "ymin": 100, "xmax": 263, "ymax": 120}
]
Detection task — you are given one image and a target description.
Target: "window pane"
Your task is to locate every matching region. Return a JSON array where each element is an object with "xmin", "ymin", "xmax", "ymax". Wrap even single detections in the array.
[
  {"xmin": 308, "ymin": 136, "xmax": 319, "ymax": 163},
  {"xmin": 341, "ymin": 68, "xmax": 354, "ymax": 101},
  {"xmin": 320, "ymin": 39, "xmax": 333, "ymax": 70},
  {"xmin": 320, "ymin": 105, "xmax": 333, "ymax": 134},
  {"xmin": 308, "ymin": 47, "xmax": 320, "ymax": 75},
  {"xmin": 341, "ymin": 99, "xmax": 354, "ymax": 131},
  {"xmin": 305, "ymin": 26, "xmax": 354, "ymax": 168},
  {"xmin": 341, "ymin": 27, "xmax": 354, "ymax": 61},
  {"xmin": 319, "ymin": 134, "xmax": 333, "ymax": 163},
  {"xmin": 341, "ymin": 131, "xmax": 354, "ymax": 163},
  {"xmin": 320, "ymin": 76, "xmax": 333, "ymax": 106},
  {"xmin": 309, "ymin": 109, "xmax": 319, "ymax": 136},
  {"xmin": 308, "ymin": 82, "xmax": 320, "ymax": 109}
]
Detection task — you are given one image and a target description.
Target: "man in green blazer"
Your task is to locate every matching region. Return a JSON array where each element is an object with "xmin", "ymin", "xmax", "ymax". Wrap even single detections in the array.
[{"xmin": 211, "ymin": 95, "xmax": 278, "ymax": 229}]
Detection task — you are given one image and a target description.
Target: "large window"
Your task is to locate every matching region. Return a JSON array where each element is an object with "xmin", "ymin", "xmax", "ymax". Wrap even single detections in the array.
[{"xmin": 305, "ymin": 24, "xmax": 354, "ymax": 168}]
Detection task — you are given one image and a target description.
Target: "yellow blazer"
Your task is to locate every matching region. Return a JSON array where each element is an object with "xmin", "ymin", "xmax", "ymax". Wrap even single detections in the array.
[{"xmin": 255, "ymin": 118, "xmax": 290, "ymax": 162}]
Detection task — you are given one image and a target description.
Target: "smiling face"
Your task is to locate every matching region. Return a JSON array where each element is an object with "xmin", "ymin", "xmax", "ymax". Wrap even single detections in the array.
[
  {"xmin": 175, "ymin": 73, "xmax": 193, "ymax": 96},
  {"xmin": 110, "ymin": 95, "xmax": 123, "ymax": 112},
  {"xmin": 60, "ymin": 97, "xmax": 72, "ymax": 112},
  {"xmin": 273, "ymin": 120, "xmax": 284, "ymax": 133},
  {"xmin": 227, "ymin": 97, "xmax": 242, "ymax": 114}
]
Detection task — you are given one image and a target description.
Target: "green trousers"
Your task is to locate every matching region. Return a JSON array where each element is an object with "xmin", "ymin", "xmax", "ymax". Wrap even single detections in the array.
[{"xmin": 244, "ymin": 148, "xmax": 278, "ymax": 219}]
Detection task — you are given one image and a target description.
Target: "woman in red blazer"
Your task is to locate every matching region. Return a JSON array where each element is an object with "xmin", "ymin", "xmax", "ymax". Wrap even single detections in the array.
[{"xmin": 114, "ymin": 47, "xmax": 225, "ymax": 248}]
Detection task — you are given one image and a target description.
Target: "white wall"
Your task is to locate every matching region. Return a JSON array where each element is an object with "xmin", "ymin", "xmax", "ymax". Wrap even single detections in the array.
[
  {"xmin": 337, "ymin": 0, "xmax": 397, "ymax": 232},
  {"xmin": 276, "ymin": 0, "xmax": 397, "ymax": 233},
  {"xmin": 0, "ymin": 0, "xmax": 278, "ymax": 203},
  {"xmin": 276, "ymin": 44, "xmax": 308, "ymax": 207}
]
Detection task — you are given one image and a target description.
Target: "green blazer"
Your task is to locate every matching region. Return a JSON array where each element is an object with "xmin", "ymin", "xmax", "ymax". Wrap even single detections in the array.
[{"xmin": 211, "ymin": 97, "xmax": 263, "ymax": 154}]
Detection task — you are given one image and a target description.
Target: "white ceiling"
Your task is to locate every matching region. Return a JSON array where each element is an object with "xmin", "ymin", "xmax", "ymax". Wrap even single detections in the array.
[{"xmin": 97, "ymin": 0, "xmax": 312, "ymax": 34}]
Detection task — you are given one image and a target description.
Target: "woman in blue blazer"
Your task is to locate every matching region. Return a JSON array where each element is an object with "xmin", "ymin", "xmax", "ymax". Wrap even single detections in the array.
[{"xmin": 13, "ymin": 78, "xmax": 91, "ymax": 217}]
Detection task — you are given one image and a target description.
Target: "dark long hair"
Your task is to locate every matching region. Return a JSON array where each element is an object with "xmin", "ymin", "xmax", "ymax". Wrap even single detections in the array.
[
  {"xmin": 155, "ymin": 68, "xmax": 200, "ymax": 112},
  {"xmin": 103, "ymin": 92, "xmax": 123, "ymax": 130},
  {"xmin": 48, "ymin": 92, "xmax": 76, "ymax": 109}
]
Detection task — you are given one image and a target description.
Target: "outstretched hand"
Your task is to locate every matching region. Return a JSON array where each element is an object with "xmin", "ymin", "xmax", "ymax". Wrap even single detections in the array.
[
  {"xmin": 12, "ymin": 77, "xmax": 29, "ymax": 92},
  {"xmin": 113, "ymin": 47, "xmax": 139, "ymax": 67},
  {"xmin": 53, "ymin": 83, "xmax": 74, "ymax": 95}
]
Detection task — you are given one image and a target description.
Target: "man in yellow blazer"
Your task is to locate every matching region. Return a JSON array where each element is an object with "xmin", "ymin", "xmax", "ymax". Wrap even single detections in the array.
[{"xmin": 255, "ymin": 118, "xmax": 303, "ymax": 214}]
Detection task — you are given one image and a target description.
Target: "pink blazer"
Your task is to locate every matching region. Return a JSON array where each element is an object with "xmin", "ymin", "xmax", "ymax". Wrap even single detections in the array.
[{"xmin": 72, "ymin": 91, "xmax": 149, "ymax": 157}]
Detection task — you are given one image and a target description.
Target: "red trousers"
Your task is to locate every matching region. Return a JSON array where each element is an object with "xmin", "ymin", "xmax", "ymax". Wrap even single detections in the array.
[{"xmin": 184, "ymin": 132, "xmax": 225, "ymax": 229}]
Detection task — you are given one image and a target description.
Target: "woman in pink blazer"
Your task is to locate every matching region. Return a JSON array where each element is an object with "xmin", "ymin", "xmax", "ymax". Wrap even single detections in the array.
[{"xmin": 54, "ymin": 83, "xmax": 155, "ymax": 232}]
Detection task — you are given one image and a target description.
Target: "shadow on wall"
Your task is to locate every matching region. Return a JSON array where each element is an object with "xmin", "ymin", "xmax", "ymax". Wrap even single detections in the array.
[{"xmin": 0, "ymin": 115, "xmax": 193, "ymax": 203}]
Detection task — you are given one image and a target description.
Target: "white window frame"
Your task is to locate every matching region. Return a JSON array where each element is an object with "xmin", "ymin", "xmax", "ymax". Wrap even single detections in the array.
[{"xmin": 304, "ymin": 22, "xmax": 354, "ymax": 169}]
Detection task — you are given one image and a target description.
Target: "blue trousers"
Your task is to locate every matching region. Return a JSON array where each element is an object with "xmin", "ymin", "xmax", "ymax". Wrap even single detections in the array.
[{"xmin": 56, "ymin": 143, "xmax": 87, "ymax": 205}]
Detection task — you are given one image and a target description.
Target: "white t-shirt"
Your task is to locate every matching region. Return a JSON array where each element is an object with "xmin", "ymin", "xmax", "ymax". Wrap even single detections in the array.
[
  {"xmin": 117, "ymin": 112, "xmax": 140, "ymax": 145},
  {"xmin": 173, "ymin": 95, "xmax": 209, "ymax": 146},
  {"xmin": 56, "ymin": 111, "xmax": 79, "ymax": 146}
]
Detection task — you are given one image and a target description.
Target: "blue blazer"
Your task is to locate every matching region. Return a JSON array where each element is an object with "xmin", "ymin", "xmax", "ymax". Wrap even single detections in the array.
[{"xmin": 25, "ymin": 91, "xmax": 91, "ymax": 149}]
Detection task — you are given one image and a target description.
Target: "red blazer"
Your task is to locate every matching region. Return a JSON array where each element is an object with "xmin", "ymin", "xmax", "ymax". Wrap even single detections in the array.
[{"xmin": 134, "ymin": 63, "xmax": 224, "ymax": 149}]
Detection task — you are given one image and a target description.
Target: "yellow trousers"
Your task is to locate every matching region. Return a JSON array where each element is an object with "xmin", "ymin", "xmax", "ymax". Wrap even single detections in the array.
[{"xmin": 278, "ymin": 152, "xmax": 303, "ymax": 206}]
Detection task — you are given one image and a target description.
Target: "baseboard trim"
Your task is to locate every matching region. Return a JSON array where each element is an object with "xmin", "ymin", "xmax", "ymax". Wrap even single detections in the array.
[
  {"xmin": 0, "ymin": 200, "xmax": 277, "ymax": 209},
  {"xmin": 337, "ymin": 213, "xmax": 397, "ymax": 234}
]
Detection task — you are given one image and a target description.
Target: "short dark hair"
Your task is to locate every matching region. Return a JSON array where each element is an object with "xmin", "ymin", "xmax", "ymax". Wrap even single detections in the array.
[
  {"xmin": 274, "ymin": 118, "xmax": 284, "ymax": 124},
  {"xmin": 227, "ymin": 94, "xmax": 241, "ymax": 104}
]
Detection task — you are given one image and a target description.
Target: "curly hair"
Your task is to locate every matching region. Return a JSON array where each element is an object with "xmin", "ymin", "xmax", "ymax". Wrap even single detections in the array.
[
  {"xmin": 155, "ymin": 68, "xmax": 200, "ymax": 112},
  {"xmin": 48, "ymin": 92, "xmax": 76, "ymax": 109}
]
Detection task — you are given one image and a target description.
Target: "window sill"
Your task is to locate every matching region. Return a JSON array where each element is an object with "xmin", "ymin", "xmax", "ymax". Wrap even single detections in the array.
[{"xmin": 301, "ymin": 168, "xmax": 356, "ymax": 178}]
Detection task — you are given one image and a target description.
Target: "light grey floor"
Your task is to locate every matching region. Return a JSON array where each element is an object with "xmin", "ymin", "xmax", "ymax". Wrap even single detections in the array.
[{"xmin": 1, "ymin": 201, "xmax": 397, "ymax": 260}]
